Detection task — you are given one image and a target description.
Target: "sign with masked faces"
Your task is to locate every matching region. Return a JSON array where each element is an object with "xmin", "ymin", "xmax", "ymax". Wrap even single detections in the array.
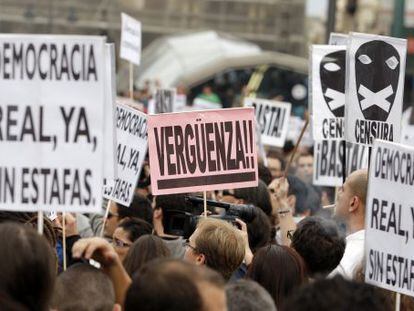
[
  {"xmin": 311, "ymin": 45, "xmax": 347, "ymax": 140},
  {"xmin": 345, "ymin": 33, "xmax": 407, "ymax": 146}
]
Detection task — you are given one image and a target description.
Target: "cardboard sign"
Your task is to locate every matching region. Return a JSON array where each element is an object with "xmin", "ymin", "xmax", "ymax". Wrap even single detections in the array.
[
  {"xmin": 244, "ymin": 98, "xmax": 291, "ymax": 147},
  {"xmin": 345, "ymin": 33, "xmax": 407, "ymax": 146},
  {"xmin": 120, "ymin": 13, "xmax": 141, "ymax": 65},
  {"xmin": 0, "ymin": 35, "xmax": 106, "ymax": 212},
  {"xmin": 365, "ymin": 140, "xmax": 414, "ymax": 297},
  {"xmin": 103, "ymin": 103, "xmax": 148, "ymax": 206},
  {"xmin": 153, "ymin": 88, "xmax": 176, "ymax": 114},
  {"xmin": 148, "ymin": 108, "xmax": 258, "ymax": 195},
  {"xmin": 311, "ymin": 45, "xmax": 347, "ymax": 140},
  {"xmin": 103, "ymin": 43, "xmax": 117, "ymax": 182},
  {"xmin": 313, "ymin": 140, "xmax": 368, "ymax": 187},
  {"xmin": 329, "ymin": 33, "xmax": 349, "ymax": 45}
]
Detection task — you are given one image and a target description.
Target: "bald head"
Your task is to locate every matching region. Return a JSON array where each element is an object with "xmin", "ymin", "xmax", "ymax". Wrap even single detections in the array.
[{"xmin": 347, "ymin": 169, "xmax": 368, "ymax": 205}]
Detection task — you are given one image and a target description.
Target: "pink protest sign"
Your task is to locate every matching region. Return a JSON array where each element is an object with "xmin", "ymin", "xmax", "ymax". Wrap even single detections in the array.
[{"xmin": 148, "ymin": 108, "xmax": 259, "ymax": 195}]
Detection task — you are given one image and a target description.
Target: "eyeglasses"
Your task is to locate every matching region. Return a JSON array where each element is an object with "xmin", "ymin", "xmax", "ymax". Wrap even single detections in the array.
[
  {"xmin": 183, "ymin": 240, "xmax": 197, "ymax": 252},
  {"xmin": 113, "ymin": 238, "xmax": 132, "ymax": 248}
]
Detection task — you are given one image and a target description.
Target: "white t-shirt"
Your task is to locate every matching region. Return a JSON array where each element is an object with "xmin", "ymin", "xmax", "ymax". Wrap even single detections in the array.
[{"xmin": 330, "ymin": 229, "xmax": 365, "ymax": 279}]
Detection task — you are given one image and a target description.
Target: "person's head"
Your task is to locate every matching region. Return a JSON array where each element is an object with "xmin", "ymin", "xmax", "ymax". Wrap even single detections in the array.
[
  {"xmin": 267, "ymin": 151, "xmax": 286, "ymax": 180},
  {"xmin": 286, "ymin": 175, "xmax": 310, "ymax": 216},
  {"xmin": 112, "ymin": 218, "xmax": 153, "ymax": 261},
  {"xmin": 202, "ymin": 85, "xmax": 213, "ymax": 95},
  {"xmin": 226, "ymin": 280, "xmax": 276, "ymax": 311},
  {"xmin": 233, "ymin": 180, "xmax": 272, "ymax": 216},
  {"xmin": 295, "ymin": 153, "xmax": 314, "ymax": 184},
  {"xmin": 153, "ymin": 194, "xmax": 188, "ymax": 236},
  {"xmin": 282, "ymin": 275, "xmax": 391, "ymax": 311},
  {"xmin": 125, "ymin": 259, "xmax": 226, "ymax": 311},
  {"xmin": 334, "ymin": 169, "xmax": 368, "ymax": 229},
  {"xmin": 52, "ymin": 263, "xmax": 119, "ymax": 311},
  {"xmin": 291, "ymin": 216, "xmax": 345, "ymax": 277},
  {"xmin": 0, "ymin": 222, "xmax": 56, "ymax": 311},
  {"xmin": 258, "ymin": 163, "xmax": 273, "ymax": 186},
  {"xmin": 123, "ymin": 235, "xmax": 171, "ymax": 277},
  {"xmin": 104, "ymin": 194, "xmax": 153, "ymax": 238},
  {"xmin": 247, "ymin": 244, "xmax": 307, "ymax": 308},
  {"xmin": 184, "ymin": 218, "xmax": 245, "ymax": 280},
  {"xmin": 247, "ymin": 207, "xmax": 272, "ymax": 253}
]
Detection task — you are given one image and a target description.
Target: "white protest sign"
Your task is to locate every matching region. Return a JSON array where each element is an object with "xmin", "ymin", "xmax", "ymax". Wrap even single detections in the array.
[
  {"xmin": 174, "ymin": 94, "xmax": 187, "ymax": 112},
  {"xmin": 311, "ymin": 45, "xmax": 346, "ymax": 140},
  {"xmin": 345, "ymin": 33, "xmax": 407, "ymax": 146},
  {"xmin": 120, "ymin": 13, "xmax": 141, "ymax": 65},
  {"xmin": 103, "ymin": 43, "xmax": 117, "ymax": 183},
  {"xmin": 148, "ymin": 108, "xmax": 258, "ymax": 195},
  {"xmin": 192, "ymin": 97, "xmax": 221, "ymax": 110},
  {"xmin": 153, "ymin": 88, "xmax": 176, "ymax": 114},
  {"xmin": 329, "ymin": 33, "xmax": 349, "ymax": 45},
  {"xmin": 0, "ymin": 34, "xmax": 106, "ymax": 212},
  {"xmin": 313, "ymin": 140, "xmax": 368, "ymax": 187},
  {"xmin": 103, "ymin": 102, "xmax": 148, "ymax": 206},
  {"xmin": 244, "ymin": 98, "xmax": 291, "ymax": 148},
  {"xmin": 365, "ymin": 140, "xmax": 414, "ymax": 297}
]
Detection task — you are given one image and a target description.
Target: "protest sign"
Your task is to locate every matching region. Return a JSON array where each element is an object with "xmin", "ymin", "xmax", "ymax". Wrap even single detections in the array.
[
  {"xmin": 310, "ymin": 45, "xmax": 346, "ymax": 140},
  {"xmin": 148, "ymin": 108, "xmax": 258, "ymax": 195},
  {"xmin": 345, "ymin": 33, "xmax": 407, "ymax": 146},
  {"xmin": 151, "ymin": 88, "xmax": 176, "ymax": 114},
  {"xmin": 103, "ymin": 43, "xmax": 117, "ymax": 183},
  {"xmin": 0, "ymin": 34, "xmax": 106, "ymax": 212},
  {"xmin": 365, "ymin": 140, "xmax": 414, "ymax": 297},
  {"xmin": 192, "ymin": 97, "xmax": 221, "ymax": 110},
  {"xmin": 120, "ymin": 13, "xmax": 141, "ymax": 65},
  {"xmin": 313, "ymin": 140, "xmax": 368, "ymax": 186},
  {"xmin": 174, "ymin": 94, "xmax": 187, "ymax": 112},
  {"xmin": 329, "ymin": 33, "xmax": 349, "ymax": 45},
  {"xmin": 244, "ymin": 98, "xmax": 291, "ymax": 147},
  {"xmin": 103, "ymin": 102, "xmax": 148, "ymax": 206}
]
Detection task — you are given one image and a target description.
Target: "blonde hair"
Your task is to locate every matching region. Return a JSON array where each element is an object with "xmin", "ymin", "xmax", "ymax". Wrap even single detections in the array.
[{"xmin": 194, "ymin": 218, "xmax": 245, "ymax": 280}]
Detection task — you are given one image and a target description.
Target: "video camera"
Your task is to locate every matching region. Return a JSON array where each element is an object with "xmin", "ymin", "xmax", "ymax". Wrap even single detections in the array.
[{"xmin": 163, "ymin": 196, "xmax": 257, "ymax": 239}]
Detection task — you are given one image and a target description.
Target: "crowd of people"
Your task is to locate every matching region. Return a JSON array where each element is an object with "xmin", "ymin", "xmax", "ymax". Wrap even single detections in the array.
[{"xmin": 1, "ymin": 141, "xmax": 412, "ymax": 311}]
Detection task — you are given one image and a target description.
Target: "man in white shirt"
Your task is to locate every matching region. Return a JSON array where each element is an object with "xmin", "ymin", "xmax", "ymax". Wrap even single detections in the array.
[{"xmin": 330, "ymin": 169, "xmax": 368, "ymax": 279}]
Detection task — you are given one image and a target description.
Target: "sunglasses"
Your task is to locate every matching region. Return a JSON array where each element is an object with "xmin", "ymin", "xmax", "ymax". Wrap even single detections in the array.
[{"xmin": 113, "ymin": 238, "xmax": 132, "ymax": 248}]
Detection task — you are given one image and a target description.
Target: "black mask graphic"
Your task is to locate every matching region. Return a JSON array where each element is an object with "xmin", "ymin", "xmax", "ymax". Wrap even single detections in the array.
[
  {"xmin": 355, "ymin": 40, "xmax": 400, "ymax": 121},
  {"xmin": 320, "ymin": 50, "xmax": 346, "ymax": 118}
]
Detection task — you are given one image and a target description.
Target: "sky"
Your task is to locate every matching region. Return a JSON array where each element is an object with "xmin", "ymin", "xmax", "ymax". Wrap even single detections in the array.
[{"xmin": 306, "ymin": 0, "xmax": 328, "ymax": 18}]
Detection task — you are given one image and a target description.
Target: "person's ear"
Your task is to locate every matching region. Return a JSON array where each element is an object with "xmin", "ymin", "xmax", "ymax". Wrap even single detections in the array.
[
  {"xmin": 153, "ymin": 208, "xmax": 162, "ymax": 220},
  {"xmin": 287, "ymin": 194, "xmax": 296, "ymax": 209},
  {"xmin": 195, "ymin": 253, "xmax": 206, "ymax": 266},
  {"xmin": 349, "ymin": 196, "xmax": 359, "ymax": 213},
  {"xmin": 113, "ymin": 304, "xmax": 122, "ymax": 311}
]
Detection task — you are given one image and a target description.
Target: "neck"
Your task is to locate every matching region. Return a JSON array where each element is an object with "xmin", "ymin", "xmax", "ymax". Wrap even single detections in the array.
[
  {"xmin": 153, "ymin": 218, "xmax": 165, "ymax": 236},
  {"xmin": 347, "ymin": 215, "xmax": 365, "ymax": 235}
]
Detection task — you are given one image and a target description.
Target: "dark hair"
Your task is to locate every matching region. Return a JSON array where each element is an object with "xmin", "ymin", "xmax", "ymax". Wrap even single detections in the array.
[
  {"xmin": 117, "ymin": 194, "xmax": 153, "ymax": 224},
  {"xmin": 247, "ymin": 207, "xmax": 271, "ymax": 253},
  {"xmin": 118, "ymin": 218, "xmax": 153, "ymax": 243},
  {"xmin": 155, "ymin": 194, "xmax": 188, "ymax": 212},
  {"xmin": 247, "ymin": 244, "xmax": 307, "ymax": 308},
  {"xmin": 286, "ymin": 175, "xmax": 309, "ymax": 215},
  {"xmin": 51, "ymin": 263, "xmax": 115, "ymax": 311},
  {"xmin": 123, "ymin": 235, "xmax": 171, "ymax": 277},
  {"xmin": 0, "ymin": 223, "xmax": 56, "ymax": 311},
  {"xmin": 233, "ymin": 180, "xmax": 272, "ymax": 216},
  {"xmin": 291, "ymin": 216, "xmax": 345, "ymax": 276},
  {"xmin": 282, "ymin": 275, "xmax": 392, "ymax": 311},
  {"xmin": 125, "ymin": 259, "xmax": 225, "ymax": 311},
  {"xmin": 258, "ymin": 164, "xmax": 273, "ymax": 186},
  {"xmin": 226, "ymin": 280, "xmax": 276, "ymax": 311},
  {"xmin": 0, "ymin": 211, "xmax": 57, "ymax": 248}
]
